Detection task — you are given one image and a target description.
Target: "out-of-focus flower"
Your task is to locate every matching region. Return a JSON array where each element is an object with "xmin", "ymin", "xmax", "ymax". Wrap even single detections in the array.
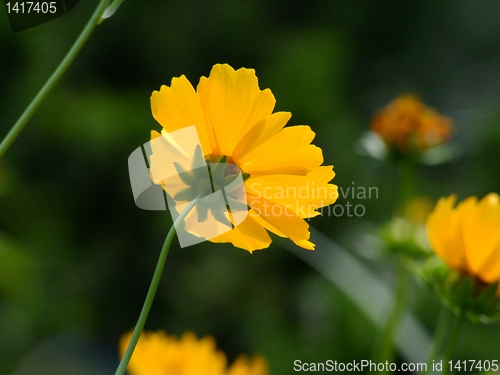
[
  {"xmin": 380, "ymin": 197, "xmax": 433, "ymax": 259},
  {"xmin": 422, "ymin": 194, "xmax": 500, "ymax": 321},
  {"xmin": 149, "ymin": 64, "xmax": 338, "ymax": 252},
  {"xmin": 371, "ymin": 95, "xmax": 453, "ymax": 154},
  {"xmin": 119, "ymin": 330, "xmax": 268, "ymax": 375},
  {"xmin": 427, "ymin": 194, "xmax": 500, "ymax": 294}
]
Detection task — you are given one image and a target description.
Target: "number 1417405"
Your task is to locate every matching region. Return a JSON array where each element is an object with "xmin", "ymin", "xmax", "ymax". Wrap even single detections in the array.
[{"xmin": 6, "ymin": 2, "xmax": 57, "ymax": 13}]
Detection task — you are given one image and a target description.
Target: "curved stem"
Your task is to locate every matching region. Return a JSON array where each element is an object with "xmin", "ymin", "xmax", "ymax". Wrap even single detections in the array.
[
  {"xmin": 0, "ymin": 0, "xmax": 111, "ymax": 158},
  {"xmin": 441, "ymin": 311, "xmax": 464, "ymax": 375},
  {"xmin": 114, "ymin": 198, "xmax": 200, "ymax": 375}
]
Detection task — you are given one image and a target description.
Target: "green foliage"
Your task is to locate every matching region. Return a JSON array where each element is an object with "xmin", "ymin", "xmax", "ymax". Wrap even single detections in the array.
[
  {"xmin": 2, "ymin": 0, "xmax": 500, "ymax": 373},
  {"xmin": 414, "ymin": 257, "xmax": 500, "ymax": 323}
]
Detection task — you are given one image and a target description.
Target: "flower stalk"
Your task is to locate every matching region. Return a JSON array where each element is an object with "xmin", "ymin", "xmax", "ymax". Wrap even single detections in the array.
[
  {"xmin": 423, "ymin": 308, "xmax": 450, "ymax": 375},
  {"xmin": 114, "ymin": 196, "xmax": 201, "ymax": 375},
  {"xmin": 441, "ymin": 310, "xmax": 464, "ymax": 375},
  {"xmin": 373, "ymin": 258, "xmax": 410, "ymax": 373},
  {"xmin": 0, "ymin": 0, "xmax": 111, "ymax": 158}
]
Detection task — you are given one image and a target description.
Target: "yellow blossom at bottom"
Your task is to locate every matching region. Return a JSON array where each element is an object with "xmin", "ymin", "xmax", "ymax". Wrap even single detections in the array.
[{"xmin": 119, "ymin": 330, "xmax": 269, "ymax": 375}]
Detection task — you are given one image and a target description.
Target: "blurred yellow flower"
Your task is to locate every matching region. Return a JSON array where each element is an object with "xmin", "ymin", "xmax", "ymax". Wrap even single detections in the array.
[
  {"xmin": 426, "ymin": 193, "xmax": 500, "ymax": 296},
  {"xmin": 371, "ymin": 95, "xmax": 453, "ymax": 153},
  {"xmin": 150, "ymin": 64, "xmax": 338, "ymax": 251},
  {"xmin": 119, "ymin": 330, "xmax": 268, "ymax": 375}
]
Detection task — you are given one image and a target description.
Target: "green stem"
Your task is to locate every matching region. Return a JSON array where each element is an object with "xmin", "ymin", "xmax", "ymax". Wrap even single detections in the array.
[
  {"xmin": 374, "ymin": 258, "xmax": 410, "ymax": 374},
  {"xmin": 441, "ymin": 311, "xmax": 464, "ymax": 375},
  {"xmin": 0, "ymin": 0, "xmax": 111, "ymax": 158},
  {"xmin": 423, "ymin": 308, "xmax": 450, "ymax": 375},
  {"xmin": 114, "ymin": 197, "xmax": 200, "ymax": 375},
  {"xmin": 398, "ymin": 159, "xmax": 416, "ymax": 210}
]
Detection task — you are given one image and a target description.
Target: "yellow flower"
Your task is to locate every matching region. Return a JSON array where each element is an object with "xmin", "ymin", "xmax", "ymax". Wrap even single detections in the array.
[
  {"xmin": 426, "ymin": 194, "xmax": 500, "ymax": 296},
  {"xmin": 119, "ymin": 330, "xmax": 269, "ymax": 375},
  {"xmin": 150, "ymin": 64, "xmax": 338, "ymax": 252},
  {"xmin": 371, "ymin": 95, "xmax": 453, "ymax": 153}
]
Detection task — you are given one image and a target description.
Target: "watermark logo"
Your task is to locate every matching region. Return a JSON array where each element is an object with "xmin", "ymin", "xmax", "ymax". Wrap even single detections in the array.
[
  {"xmin": 128, "ymin": 126, "xmax": 248, "ymax": 248},
  {"xmin": 3, "ymin": 0, "xmax": 79, "ymax": 32},
  {"xmin": 321, "ymin": 181, "xmax": 378, "ymax": 218}
]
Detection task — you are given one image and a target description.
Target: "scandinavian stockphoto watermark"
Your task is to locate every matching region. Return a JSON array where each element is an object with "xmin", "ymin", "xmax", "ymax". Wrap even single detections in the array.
[
  {"xmin": 128, "ymin": 126, "xmax": 376, "ymax": 247},
  {"xmin": 323, "ymin": 181, "xmax": 378, "ymax": 218},
  {"xmin": 245, "ymin": 180, "xmax": 377, "ymax": 219},
  {"xmin": 128, "ymin": 126, "xmax": 248, "ymax": 248}
]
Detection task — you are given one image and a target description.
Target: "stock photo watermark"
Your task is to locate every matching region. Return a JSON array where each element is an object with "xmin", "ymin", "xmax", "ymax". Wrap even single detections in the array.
[
  {"xmin": 128, "ymin": 126, "xmax": 248, "ymax": 248},
  {"xmin": 293, "ymin": 359, "xmax": 499, "ymax": 373},
  {"xmin": 128, "ymin": 126, "xmax": 374, "ymax": 247},
  {"xmin": 2, "ymin": 0, "xmax": 80, "ymax": 32},
  {"xmin": 319, "ymin": 181, "xmax": 378, "ymax": 218}
]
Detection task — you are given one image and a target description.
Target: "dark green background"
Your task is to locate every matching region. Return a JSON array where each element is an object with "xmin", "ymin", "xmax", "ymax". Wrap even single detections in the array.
[{"xmin": 1, "ymin": 0, "xmax": 500, "ymax": 374}]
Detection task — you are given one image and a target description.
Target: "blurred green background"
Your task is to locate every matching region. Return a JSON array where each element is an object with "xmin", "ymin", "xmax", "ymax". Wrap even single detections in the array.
[{"xmin": 1, "ymin": 0, "xmax": 500, "ymax": 374}]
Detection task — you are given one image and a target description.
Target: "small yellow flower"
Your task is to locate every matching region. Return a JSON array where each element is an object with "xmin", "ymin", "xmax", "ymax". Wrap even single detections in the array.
[
  {"xmin": 426, "ymin": 194, "xmax": 500, "ymax": 296},
  {"xmin": 371, "ymin": 95, "xmax": 453, "ymax": 153},
  {"xmin": 119, "ymin": 330, "xmax": 269, "ymax": 375},
  {"xmin": 150, "ymin": 64, "xmax": 338, "ymax": 252}
]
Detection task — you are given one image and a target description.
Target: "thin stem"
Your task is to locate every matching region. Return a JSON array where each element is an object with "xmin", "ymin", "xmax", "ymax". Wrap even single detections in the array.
[
  {"xmin": 441, "ymin": 311, "xmax": 464, "ymax": 375},
  {"xmin": 114, "ymin": 197, "xmax": 200, "ymax": 375},
  {"xmin": 398, "ymin": 159, "xmax": 416, "ymax": 209},
  {"xmin": 423, "ymin": 308, "xmax": 450, "ymax": 375},
  {"xmin": 0, "ymin": 0, "xmax": 111, "ymax": 158},
  {"xmin": 373, "ymin": 258, "xmax": 410, "ymax": 374}
]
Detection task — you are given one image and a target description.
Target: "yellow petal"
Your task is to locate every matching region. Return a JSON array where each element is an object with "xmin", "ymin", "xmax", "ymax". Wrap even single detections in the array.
[
  {"xmin": 197, "ymin": 64, "xmax": 266, "ymax": 156},
  {"xmin": 238, "ymin": 125, "xmax": 323, "ymax": 176},
  {"xmin": 477, "ymin": 241, "xmax": 500, "ymax": 285},
  {"xmin": 228, "ymin": 355, "xmax": 269, "ymax": 375},
  {"xmin": 232, "ymin": 111, "xmax": 291, "ymax": 161},
  {"xmin": 241, "ymin": 88, "xmax": 276, "ymax": 134},
  {"xmin": 209, "ymin": 211, "xmax": 272, "ymax": 252},
  {"xmin": 249, "ymin": 208, "xmax": 316, "ymax": 249},
  {"xmin": 462, "ymin": 193, "xmax": 500, "ymax": 281},
  {"xmin": 120, "ymin": 331, "xmax": 170, "ymax": 375},
  {"xmin": 426, "ymin": 195, "xmax": 475, "ymax": 271},
  {"xmin": 248, "ymin": 209, "xmax": 286, "ymax": 238},
  {"xmin": 245, "ymin": 167, "xmax": 338, "ymax": 218},
  {"xmin": 180, "ymin": 333, "xmax": 227, "ymax": 375},
  {"xmin": 247, "ymin": 194, "xmax": 314, "ymax": 249},
  {"xmin": 151, "ymin": 75, "xmax": 215, "ymax": 155}
]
